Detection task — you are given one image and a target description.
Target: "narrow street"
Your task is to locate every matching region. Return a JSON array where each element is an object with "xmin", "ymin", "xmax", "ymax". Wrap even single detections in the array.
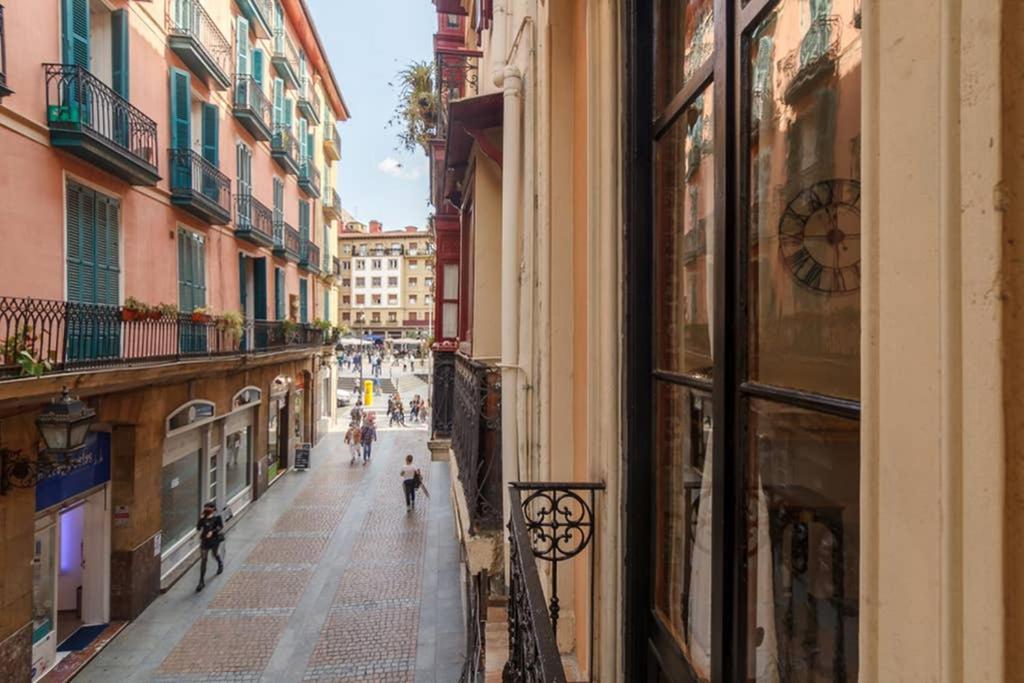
[{"xmin": 76, "ymin": 424, "xmax": 464, "ymax": 683}]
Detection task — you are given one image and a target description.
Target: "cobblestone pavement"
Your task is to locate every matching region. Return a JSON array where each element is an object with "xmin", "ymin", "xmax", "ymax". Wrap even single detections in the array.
[{"xmin": 77, "ymin": 426, "xmax": 464, "ymax": 683}]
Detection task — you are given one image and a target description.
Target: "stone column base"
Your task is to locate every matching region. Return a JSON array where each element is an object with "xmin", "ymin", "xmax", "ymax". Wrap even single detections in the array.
[
  {"xmin": 110, "ymin": 533, "xmax": 161, "ymax": 620},
  {"xmin": 428, "ymin": 438, "xmax": 451, "ymax": 461},
  {"xmin": 0, "ymin": 623, "xmax": 30, "ymax": 681}
]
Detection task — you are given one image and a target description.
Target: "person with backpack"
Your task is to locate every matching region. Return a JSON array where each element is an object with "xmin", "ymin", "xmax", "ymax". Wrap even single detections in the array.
[
  {"xmin": 360, "ymin": 418, "xmax": 377, "ymax": 464},
  {"xmin": 344, "ymin": 422, "xmax": 362, "ymax": 464},
  {"xmin": 195, "ymin": 502, "xmax": 224, "ymax": 592}
]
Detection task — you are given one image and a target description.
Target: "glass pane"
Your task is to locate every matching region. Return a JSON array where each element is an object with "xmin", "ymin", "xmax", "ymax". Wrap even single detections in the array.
[
  {"xmin": 443, "ymin": 264, "xmax": 459, "ymax": 299},
  {"xmin": 161, "ymin": 451, "xmax": 201, "ymax": 549},
  {"xmin": 654, "ymin": 0, "xmax": 714, "ymax": 111},
  {"xmin": 652, "ymin": 381, "xmax": 713, "ymax": 677},
  {"xmin": 32, "ymin": 527, "xmax": 55, "ymax": 645},
  {"xmin": 747, "ymin": 0, "xmax": 862, "ymax": 400},
  {"xmin": 654, "ymin": 85, "xmax": 714, "ymax": 377},
  {"xmin": 442, "ymin": 302, "xmax": 458, "ymax": 338},
  {"xmin": 225, "ymin": 427, "xmax": 251, "ymax": 501},
  {"xmin": 745, "ymin": 398, "xmax": 859, "ymax": 682}
]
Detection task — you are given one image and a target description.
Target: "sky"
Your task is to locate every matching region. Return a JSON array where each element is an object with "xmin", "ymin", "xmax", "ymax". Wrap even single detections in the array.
[{"xmin": 305, "ymin": 0, "xmax": 436, "ymax": 231}]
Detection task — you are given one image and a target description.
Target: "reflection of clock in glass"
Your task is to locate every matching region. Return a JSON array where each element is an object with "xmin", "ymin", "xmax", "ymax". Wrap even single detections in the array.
[{"xmin": 778, "ymin": 178, "xmax": 861, "ymax": 294}]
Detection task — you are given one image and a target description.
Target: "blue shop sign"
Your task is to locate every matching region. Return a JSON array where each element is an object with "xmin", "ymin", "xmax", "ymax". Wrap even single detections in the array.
[{"xmin": 35, "ymin": 431, "xmax": 111, "ymax": 512}]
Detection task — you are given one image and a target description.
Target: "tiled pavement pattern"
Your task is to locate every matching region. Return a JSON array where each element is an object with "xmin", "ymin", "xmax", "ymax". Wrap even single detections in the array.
[{"xmin": 77, "ymin": 427, "xmax": 464, "ymax": 683}]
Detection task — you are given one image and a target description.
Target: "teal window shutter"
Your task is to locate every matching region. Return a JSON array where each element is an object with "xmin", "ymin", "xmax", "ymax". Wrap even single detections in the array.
[
  {"xmin": 195, "ymin": 235, "xmax": 206, "ymax": 307},
  {"xmin": 169, "ymin": 68, "xmax": 191, "ymax": 150},
  {"xmin": 178, "ymin": 228, "xmax": 193, "ymax": 312},
  {"xmin": 201, "ymin": 103, "xmax": 218, "ymax": 165},
  {"xmin": 253, "ymin": 258, "xmax": 267, "ymax": 319},
  {"xmin": 62, "ymin": 0, "xmax": 89, "ymax": 69},
  {"xmin": 299, "ymin": 279, "xmax": 308, "ymax": 323},
  {"xmin": 323, "ymin": 290, "xmax": 329, "ymax": 320},
  {"xmin": 273, "ymin": 78, "xmax": 283, "ymax": 126},
  {"xmin": 298, "ymin": 118, "xmax": 307, "ymax": 161},
  {"xmin": 275, "ymin": 268, "xmax": 285, "ymax": 319},
  {"xmin": 66, "ymin": 182, "xmax": 84, "ymax": 303},
  {"xmin": 236, "ymin": 17, "xmax": 250, "ymax": 76},
  {"xmin": 285, "ymin": 97, "xmax": 293, "ymax": 127},
  {"xmin": 299, "ymin": 200, "xmax": 309, "ymax": 239},
  {"xmin": 239, "ymin": 252, "xmax": 248, "ymax": 312},
  {"xmin": 252, "ymin": 49, "xmax": 264, "ymax": 89},
  {"xmin": 111, "ymin": 10, "xmax": 129, "ymax": 98},
  {"xmin": 95, "ymin": 196, "xmax": 120, "ymax": 306}
]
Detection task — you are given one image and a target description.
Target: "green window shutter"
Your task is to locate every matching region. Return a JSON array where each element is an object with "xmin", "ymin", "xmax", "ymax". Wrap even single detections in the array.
[
  {"xmin": 298, "ymin": 118, "xmax": 307, "ymax": 160},
  {"xmin": 273, "ymin": 177, "xmax": 283, "ymax": 215},
  {"xmin": 195, "ymin": 235, "xmax": 206, "ymax": 307},
  {"xmin": 275, "ymin": 268, "xmax": 285, "ymax": 319},
  {"xmin": 62, "ymin": 0, "xmax": 89, "ymax": 69},
  {"xmin": 299, "ymin": 279, "xmax": 308, "ymax": 323},
  {"xmin": 273, "ymin": 79, "xmax": 283, "ymax": 126},
  {"xmin": 252, "ymin": 49, "xmax": 264, "ymax": 89},
  {"xmin": 239, "ymin": 252, "xmax": 248, "ymax": 313},
  {"xmin": 253, "ymin": 258, "xmax": 267, "ymax": 319},
  {"xmin": 201, "ymin": 103, "xmax": 218, "ymax": 165},
  {"xmin": 178, "ymin": 228, "xmax": 192, "ymax": 311},
  {"xmin": 323, "ymin": 290, "xmax": 329, "ymax": 319},
  {"xmin": 299, "ymin": 200, "xmax": 309, "ymax": 239},
  {"xmin": 66, "ymin": 182, "xmax": 85, "ymax": 303},
  {"xmin": 236, "ymin": 17, "xmax": 249, "ymax": 76},
  {"xmin": 111, "ymin": 10, "xmax": 129, "ymax": 98},
  {"xmin": 169, "ymin": 68, "xmax": 191, "ymax": 150},
  {"xmin": 78, "ymin": 189, "xmax": 97, "ymax": 303},
  {"xmin": 285, "ymin": 97, "xmax": 293, "ymax": 127},
  {"xmin": 95, "ymin": 196, "xmax": 120, "ymax": 306}
]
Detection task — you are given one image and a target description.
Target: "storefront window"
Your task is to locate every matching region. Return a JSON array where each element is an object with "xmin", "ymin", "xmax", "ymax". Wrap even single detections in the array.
[
  {"xmin": 653, "ymin": 383, "xmax": 713, "ymax": 677},
  {"xmin": 293, "ymin": 390, "xmax": 304, "ymax": 441},
  {"xmin": 321, "ymin": 376, "xmax": 331, "ymax": 417},
  {"xmin": 654, "ymin": 0, "xmax": 714, "ymax": 110},
  {"xmin": 161, "ymin": 451, "xmax": 201, "ymax": 550},
  {"xmin": 747, "ymin": 0, "xmax": 861, "ymax": 400},
  {"xmin": 654, "ymin": 85, "xmax": 715, "ymax": 377},
  {"xmin": 225, "ymin": 427, "xmax": 251, "ymax": 502},
  {"xmin": 745, "ymin": 398, "xmax": 859, "ymax": 681},
  {"xmin": 32, "ymin": 526, "xmax": 55, "ymax": 645},
  {"xmin": 268, "ymin": 399, "xmax": 280, "ymax": 467}
]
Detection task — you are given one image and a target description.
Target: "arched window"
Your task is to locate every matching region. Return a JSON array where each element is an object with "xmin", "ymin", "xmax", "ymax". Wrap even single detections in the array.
[
  {"xmin": 232, "ymin": 386, "xmax": 262, "ymax": 409},
  {"xmin": 166, "ymin": 400, "xmax": 216, "ymax": 432}
]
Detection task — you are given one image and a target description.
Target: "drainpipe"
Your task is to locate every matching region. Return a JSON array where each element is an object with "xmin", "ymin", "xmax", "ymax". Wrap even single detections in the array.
[
  {"xmin": 500, "ymin": 64, "xmax": 523, "ymax": 546},
  {"xmin": 491, "ymin": 0, "xmax": 509, "ymax": 89}
]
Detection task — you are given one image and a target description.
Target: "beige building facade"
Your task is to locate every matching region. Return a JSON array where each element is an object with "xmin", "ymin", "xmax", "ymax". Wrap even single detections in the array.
[{"xmin": 428, "ymin": 0, "xmax": 1024, "ymax": 681}]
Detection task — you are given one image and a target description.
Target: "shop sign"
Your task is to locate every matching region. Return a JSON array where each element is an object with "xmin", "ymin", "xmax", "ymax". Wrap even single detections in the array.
[
  {"xmin": 294, "ymin": 443, "xmax": 311, "ymax": 470},
  {"xmin": 35, "ymin": 432, "xmax": 111, "ymax": 512},
  {"xmin": 113, "ymin": 505, "xmax": 130, "ymax": 527}
]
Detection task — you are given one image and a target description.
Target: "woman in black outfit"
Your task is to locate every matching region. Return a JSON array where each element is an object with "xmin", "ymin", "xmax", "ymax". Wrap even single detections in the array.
[{"xmin": 195, "ymin": 502, "xmax": 224, "ymax": 592}]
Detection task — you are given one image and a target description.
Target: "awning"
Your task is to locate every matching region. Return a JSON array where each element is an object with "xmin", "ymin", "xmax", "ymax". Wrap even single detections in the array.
[{"xmin": 443, "ymin": 92, "xmax": 503, "ymax": 206}]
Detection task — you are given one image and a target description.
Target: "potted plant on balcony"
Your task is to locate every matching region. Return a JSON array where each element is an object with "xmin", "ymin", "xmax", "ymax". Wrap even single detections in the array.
[
  {"xmin": 122, "ymin": 297, "xmax": 151, "ymax": 321},
  {"xmin": 216, "ymin": 311, "xmax": 245, "ymax": 341},
  {"xmin": 280, "ymin": 318, "xmax": 298, "ymax": 342},
  {"xmin": 191, "ymin": 306, "xmax": 212, "ymax": 324},
  {"xmin": 155, "ymin": 303, "xmax": 179, "ymax": 320},
  {"xmin": 388, "ymin": 60, "xmax": 437, "ymax": 155}
]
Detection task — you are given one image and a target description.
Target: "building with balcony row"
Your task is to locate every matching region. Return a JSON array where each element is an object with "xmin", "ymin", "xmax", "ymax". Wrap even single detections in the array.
[
  {"xmin": 0, "ymin": 0, "xmax": 348, "ymax": 678},
  {"xmin": 337, "ymin": 217, "xmax": 435, "ymax": 341},
  {"xmin": 426, "ymin": 0, "xmax": 1024, "ymax": 682}
]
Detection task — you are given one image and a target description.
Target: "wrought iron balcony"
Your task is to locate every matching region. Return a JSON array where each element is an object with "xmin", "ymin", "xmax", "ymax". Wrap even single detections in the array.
[
  {"xmin": 0, "ymin": 296, "xmax": 329, "ymax": 381},
  {"xmin": 323, "ymin": 124, "xmax": 341, "ymax": 162},
  {"xmin": 782, "ymin": 14, "xmax": 842, "ymax": 103},
  {"xmin": 234, "ymin": 192, "xmax": 275, "ymax": 247},
  {"xmin": 271, "ymin": 29, "xmax": 300, "ymax": 89},
  {"xmin": 233, "ymin": 0, "xmax": 270, "ymax": 38},
  {"xmin": 321, "ymin": 249, "xmax": 332, "ymax": 276},
  {"xmin": 0, "ymin": 5, "xmax": 12, "ymax": 100},
  {"xmin": 450, "ymin": 353, "xmax": 502, "ymax": 532},
  {"xmin": 297, "ymin": 84, "xmax": 321, "ymax": 124},
  {"xmin": 273, "ymin": 220, "xmax": 300, "ymax": 261},
  {"xmin": 232, "ymin": 74, "xmax": 272, "ymax": 141},
  {"xmin": 323, "ymin": 188, "xmax": 341, "ymax": 221},
  {"xmin": 169, "ymin": 149, "xmax": 231, "ymax": 224},
  {"xmin": 44, "ymin": 64, "xmax": 159, "ymax": 185},
  {"xmin": 332, "ymin": 256, "xmax": 341, "ymax": 277},
  {"xmin": 435, "ymin": 48, "xmax": 481, "ymax": 140},
  {"xmin": 298, "ymin": 159, "xmax": 320, "ymax": 198},
  {"xmin": 299, "ymin": 239, "xmax": 320, "ymax": 273},
  {"xmin": 167, "ymin": 0, "xmax": 232, "ymax": 90},
  {"xmin": 271, "ymin": 126, "xmax": 300, "ymax": 175}
]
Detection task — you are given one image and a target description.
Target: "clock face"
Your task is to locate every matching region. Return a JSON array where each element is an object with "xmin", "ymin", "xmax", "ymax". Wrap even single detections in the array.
[{"xmin": 778, "ymin": 179, "xmax": 861, "ymax": 294}]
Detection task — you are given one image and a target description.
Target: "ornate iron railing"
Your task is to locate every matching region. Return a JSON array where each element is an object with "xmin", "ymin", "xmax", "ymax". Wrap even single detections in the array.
[
  {"xmin": 233, "ymin": 74, "xmax": 272, "ymax": 127},
  {"xmin": 327, "ymin": 125, "xmax": 341, "ymax": 155},
  {"xmin": 272, "ymin": 125, "xmax": 300, "ymax": 166},
  {"xmin": 169, "ymin": 148, "xmax": 231, "ymax": 214},
  {"xmin": 321, "ymin": 248, "xmax": 332, "ymax": 274},
  {"xmin": 251, "ymin": 319, "xmax": 322, "ymax": 349},
  {"xmin": 301, "ymin": 239, "xmax": 320, "ymax": 272},
  {"xmin": 166, "ymin": 0, "xmax": 232, "ymax": 78},
  {"xmin": 431, "ymin": 349, "xmax": 455, "ymax": 438},
  {"xmin": 332, "ymin": 256, "xmax": 342, "ymax": 277},
  {"xmin": 781, "ymin": 15, "xmax": 842, "ymax": 102},
  {"xmin": 435, "ymin": 48, "xmax": 482, "ymax": 138},
  {"xmin": 0, "ymin": 297, "xmax": 327, "ymax": 380},
  {"xmin": 44, "ymin": 64, "xmax": 158, "ymax": 170},
  {"xmin": 451, "ymin": 353, "xmax": 502, "ymax": 532},
  {"xmin": 284, "ymin": 223, "xmax": 301, "ymax": 257},
  {"xmin": 272, "ymin": 28, "xmax": 299, "ymax": 74},
  {"xmin": 236, "ymin": 191, "xmax": 274, "ymax": 242},
  {"xmin": 0, "ymin": 5, "xmax": 10, "ymax": 96},
  {"xmin": 299, "ymin": 159, "xmax": 320, "ymax": 192}
]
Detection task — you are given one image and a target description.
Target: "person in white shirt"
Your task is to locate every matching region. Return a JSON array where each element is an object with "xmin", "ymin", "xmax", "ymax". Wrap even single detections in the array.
[{"xmin": 400, "ymin": 454, "xmax": 421, "ymax": 510}]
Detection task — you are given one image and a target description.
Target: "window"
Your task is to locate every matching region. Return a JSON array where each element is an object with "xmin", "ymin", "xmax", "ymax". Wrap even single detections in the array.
[
  {"xmin": 408, "ymin": 259, "xmax": 418, "ymax": 269},
  {"xmin": 224, "ymin": 427, "xmax": 251, "ymax": 503},
  {"xmin": 298, "ymin": 278, "xmax": 308, "ymax": 323},
  {"xmin": 371, "ymin": 277, "xmax": 382, "ymax": 287},
  {"xmin": 371, "ymin": 295, "xmax": 382, "ymax": 305},
  {"xmin": 424, "ymin": 277, "xmax": 434, "ymax": 289},
  {"xmin": 408, "ymin": 311, "xmax": 417, "ymax": 321},
  {"xmin": 371, "ymin": 259, "xmax": 382, "ymax": 270},
  {"xmin": 358, "ymin": 245, "xmax": 368, "ymax": 256},
  {"xmin": 177, "ymin": 228, "xmax": 207, "ymax": 313},
  {"xmin": 388, "ymin": 312, "xmax": 397, "ymax": 323},
  {"xmin": 409, "ymin": 295, "xmax": 418, "ymax": 305},
  {"xmin": 445, "ymin": 13, "xmax": 459, "ymax": 28},
  {"xmin": 425, "ymin": 294, "xmax": 433, "ymax": 305},
  {"xmin": 389, "ymin": 277, "xmax": 399, "ymax": 287},
  {"xmin": 66, "ymin": 180, "xmax": 120, "ymax": 311},
  {"xmin": 342, "ymin": 295, "xmax": 351, "ymax": 304},
  {"xmin": 342, "ymin": 312, "xmax": 351, "ymax": 321},
  {"xmin": 275, "ymin": 267, "xmax": 285, "ymax": 319},
  {"xmin": 355, "ymin": 277, "xmax": 365, "ymax": 287},
  {"xmin": 342, "ymin": 261, "xmax": 351, "ymax": 271},
  {"xmin": 355, "ymin": 294, "xmax": 365, "ymax": 304},
  {"xmin": 408, "ymin": 277, "xmax": 418, "ymax": 288},
  {"xmin": 441, "ymin": 264, "xmax": 458, "ymax": 339},
  {"xmin": 161, "ymin": 449, "xmax": 201, "ymax": 549},
  {"xmin": 409, "ymin": 242, "xmax": 418, "ymax": 251},
  {"xmin": 387, "ymin": 294, "xmax": 398, "ymax": 305},
  {"xmin": 355, "ymin": 260, "xmax": 365, "ymax": 270},
  {"xmin": 371, "ymin": 312, "xmax": 381, "ymax": 323},
  {"xmin": 387, "ymin": 259, "xmax": 399, "ymax": 269},
  {"xmin": 342, "ymin": 278, "xmax": 351, "ymax": 287}
]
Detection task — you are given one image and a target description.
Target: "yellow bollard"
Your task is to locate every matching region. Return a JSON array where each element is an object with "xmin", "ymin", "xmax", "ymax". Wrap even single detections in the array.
[{"xmin": 363, "ymin": 379, "xmax": 374, "ymax": 407}]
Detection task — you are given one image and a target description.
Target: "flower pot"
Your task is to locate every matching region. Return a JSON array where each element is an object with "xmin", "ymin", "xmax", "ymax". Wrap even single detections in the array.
[
  {"xmin": 146, "ymin": 310, "xmax": 162, "ymax": 321},
  {"xmin": 122, "ymin": 309, "xmax": 140, "ymax": 322},
  {"xmin": 191, "ymin": 312, "xmax": 211, "ymax": 323}
]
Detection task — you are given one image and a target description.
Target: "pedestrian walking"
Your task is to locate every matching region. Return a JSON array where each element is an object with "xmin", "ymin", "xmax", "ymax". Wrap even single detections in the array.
[
  {"xmin": 400, "ymin": 454, "xmax": 421, "ymax": 510},
  {"xmin": 195, "ymin": 502, "xmax": 224, "ymax": 592},
  {"xmin": 344, "ymin": 422, "xmax": 362, "ymax": 464},
  {"xmin": 360, "ymin": 418, "xmax": 377, "ymax": 464},
  {"xmin": 350, "ymin": 400, "xmax": 363, "ymax": 425},
  {"xmin": 387, "ymin": 395, "xmax": 395, "ymax": 421}
]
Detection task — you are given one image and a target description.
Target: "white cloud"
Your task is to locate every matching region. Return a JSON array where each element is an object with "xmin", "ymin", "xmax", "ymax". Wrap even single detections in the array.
[{"xmin": 377, "ymin": 157, "xmax": 421, "ymax": 180}]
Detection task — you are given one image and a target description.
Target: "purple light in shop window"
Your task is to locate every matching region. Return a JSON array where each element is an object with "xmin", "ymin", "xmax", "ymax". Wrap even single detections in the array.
[{"xmin": 59, "ymin": 508, "xmax": 82, "ymax": 574}]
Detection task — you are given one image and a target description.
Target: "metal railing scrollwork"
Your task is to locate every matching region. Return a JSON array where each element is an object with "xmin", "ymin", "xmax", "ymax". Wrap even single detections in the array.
[
  {"xmin": 451, "ymin": 353, "xmax": 502, "ymax": 532},
  {"xmin": 435, "ymin": 48, "xmax": 482, "ymax": 138},
  {"xmin": 431, "ymin": 349, "xmax": 455, "ymax": 438}
]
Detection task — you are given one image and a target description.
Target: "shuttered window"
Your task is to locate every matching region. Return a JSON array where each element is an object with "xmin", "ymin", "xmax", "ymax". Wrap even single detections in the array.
[
  {"xmin": 252, "ymin": 49, "xmax": 264, "ymax": 89},
  {"xmin": 298, "ymin": 200, "xmax": 310, "ymax": 241},
  {"xmin": 111, "ymin": 9, "xmax": 129, "ymax": 98},
  {"xmin": 66, "ymin": 181, "xmax": 120, "ymax": 306},
  {"xmin": 236, "ymin": 17, "xmax": 249, "ymax": 76},
  {"xmin": 274, "ymin": 267, "xmax": 286, "ymax": 320},
  {"xmin": 177, "ymin": 228, "xmax": 206, "ymax": 313},
  {"xmin": 273, "ymin": 78, "xmax": 284, "ymax": 127},
  {"xmin": 62, "ymin": 0, "xmax": 89, "ymax": 68},
  {"xmin": 299, "ymin": 278, "xmax": 308, "ymax": 324}
]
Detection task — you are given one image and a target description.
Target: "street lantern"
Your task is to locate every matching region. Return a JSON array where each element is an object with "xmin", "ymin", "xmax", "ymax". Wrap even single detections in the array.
[{"xmin": 35, "ymin": 387, "xmax": 96, "ymax": 454}]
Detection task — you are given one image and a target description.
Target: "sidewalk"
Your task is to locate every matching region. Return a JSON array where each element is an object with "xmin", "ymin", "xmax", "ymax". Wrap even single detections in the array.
[{"xmin": 77, "ymin": 427, "xmax": 464, "ymax": 682}]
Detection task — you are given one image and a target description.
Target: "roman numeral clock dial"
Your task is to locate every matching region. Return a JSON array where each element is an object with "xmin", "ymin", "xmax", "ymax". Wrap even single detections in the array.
[{"xmin": 778, "ymin": 179, "xmax": 861, "ymax": 294}]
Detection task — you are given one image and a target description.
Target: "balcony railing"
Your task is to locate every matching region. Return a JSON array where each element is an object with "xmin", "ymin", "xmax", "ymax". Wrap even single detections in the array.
[
  {"xmin": 168, "ymin": 148, "xmax": 231, "ymax": 224},
  {"xmin": 323, "ymin": 188, "xmax": 341, "ymax": 220},
  {"xmin": 44, "ymin": 64, "xmax": 159, "ymax": 185},
  {"xmin": 297, "ymin": 83, "xmax": 321, "ymax": 124},
  {"xmin": 167, "ymin": 0, "xmax": 232, "ymax": 89},
  {"xmin": 332, "ymin": 257, "xmax": 341, "ymax": 277},
  {"xmin": 234, "ymin": 0, "xmax": 271, "ymax": 38},
  {"xmin": 435, "ymin": 48, "xmax": 481, "ymax": 139},
  {"xmin": 271, "ymin": 29, "xmax": 300, "ymax": 88},
  {"xmin": 251, "ymin": 319, "xmax": 323, "ymax": 349},
  {"xmin": 298, "ymin": 159, "xmax": 321, "ymax": 197},
  {"xmin": 235, "ymin": 192, "xmax": 275, "ymax": 246},
  {"xmin": 299, "ymin": 239, "xmax": 320, "ymax": 273},
  {"xmin": 451, "ymin": 353, "xmax": 502, "ymax": 532},
  {"xmin": 0, "ymin": 296, "xmax": 327, "ymax": 380},
  {"xmin": 232, "ymin": 74, "xmax": 272, "ymax": 140},
  {"xmin": 324, "ymin": 124, "xmax": 341, "ymax": 161},
  {"xmin": 271, "ymin": 125, "xmax": 300, "ymax": 174},
  {"xmin": 781, "ymin": 15, "xmax": 842, "ymax": 103},
  {"xmin": 0, "ymin": 5, "xmax": 12, "ymax": 99},
  {"xmin": 273, "ymin": 222, "xmax": 300, "ymax": 260},
  {"xmin": 321, "ymin": 249, "xmax": 332, "ymax": 274}
]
